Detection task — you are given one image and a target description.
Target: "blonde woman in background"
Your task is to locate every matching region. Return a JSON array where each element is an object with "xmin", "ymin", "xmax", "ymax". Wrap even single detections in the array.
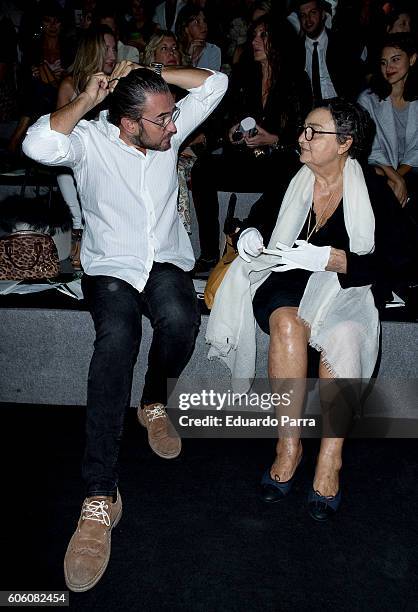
[
  {"xmin": 143, "ymin": 29, "xmax": 201, "ymax": 233},
  {"xmin": 56, "ymin": 26, "xmax": 116, "ymax": 269},
  {"xmin": 57, "ymin": 25, "xmax": 117, "ymax": 107},
  {"xmin": 142, "ymin": 29, "xmax": 182, "ymax": 66}
]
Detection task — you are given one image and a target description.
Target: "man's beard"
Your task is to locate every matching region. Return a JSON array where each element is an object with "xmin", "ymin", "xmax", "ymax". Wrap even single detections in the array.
[{"xmin": 130, "ymin": 125, "xmax": 173, "ymax": 152}]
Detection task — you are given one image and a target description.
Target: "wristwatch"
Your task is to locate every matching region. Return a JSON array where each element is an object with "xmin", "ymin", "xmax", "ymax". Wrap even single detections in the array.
[{"xmin": 149, "ymin": 62, "xmax": 164, "ymax": 76}]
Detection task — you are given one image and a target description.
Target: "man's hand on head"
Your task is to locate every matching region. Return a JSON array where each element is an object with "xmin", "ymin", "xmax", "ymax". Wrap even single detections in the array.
[
  {"xmin": 107, "ymin": 61, "xmax": 146, "ymax": 92},
  {"xmin": 83, "ymin": 72, "xmax": 111, "ymax": 107}
]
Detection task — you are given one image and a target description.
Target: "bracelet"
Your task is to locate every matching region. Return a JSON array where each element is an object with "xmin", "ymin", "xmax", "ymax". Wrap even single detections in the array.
[{"xmin": 149, "ymin": 62, "xmax": 164, "ymax": 76}]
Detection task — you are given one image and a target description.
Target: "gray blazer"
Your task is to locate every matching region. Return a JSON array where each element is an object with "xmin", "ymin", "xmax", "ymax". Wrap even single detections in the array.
[{"xmin": 358, "ymin": 90, "xmax": 418, "ymax": 169}]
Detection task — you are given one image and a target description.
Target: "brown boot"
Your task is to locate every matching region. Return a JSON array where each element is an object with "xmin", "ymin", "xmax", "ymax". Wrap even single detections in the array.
[
  {"xmin": 64, "ymin": 490, "xmax": 122, "ymax": 592},
  {"xmin": 137, "ymin": 403, "xmax": 181, "ymax": 459}
]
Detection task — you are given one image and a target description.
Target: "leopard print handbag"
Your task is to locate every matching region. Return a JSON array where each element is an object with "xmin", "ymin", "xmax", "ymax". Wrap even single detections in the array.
[{"xmin": 0, "ymin": 230, "xmax": 60, "ymax": 280}]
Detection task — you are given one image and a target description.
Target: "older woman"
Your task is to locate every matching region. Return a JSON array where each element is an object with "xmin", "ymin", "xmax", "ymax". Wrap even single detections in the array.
[
  {"xmin": 358, "ymin": 33, "xmax": 418, "ymax": 208},
  {"xmin": 206, "ymin": 99, "xmax": 407, "ymax": 521}
]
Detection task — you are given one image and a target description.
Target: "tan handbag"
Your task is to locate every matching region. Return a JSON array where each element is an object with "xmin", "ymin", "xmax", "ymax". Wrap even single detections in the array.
[
  {"xmin": 0, "ymin": 230, "xmax": 60, "ymax": 280},
  {"xmin": 204, "ymin": 238, "xmax": 238, "ymax": 309}
]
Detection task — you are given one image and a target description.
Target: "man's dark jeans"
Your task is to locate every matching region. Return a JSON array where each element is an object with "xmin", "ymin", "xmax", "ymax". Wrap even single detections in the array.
[{"xmin": 80, "ymin": 263, "xmax": 200, "ymax": 498}]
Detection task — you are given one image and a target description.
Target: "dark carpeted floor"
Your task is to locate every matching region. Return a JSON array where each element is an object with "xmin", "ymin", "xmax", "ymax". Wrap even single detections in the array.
[{"xmin": 1, "ymin": 404, "xmax": 418, "ymax": 612}]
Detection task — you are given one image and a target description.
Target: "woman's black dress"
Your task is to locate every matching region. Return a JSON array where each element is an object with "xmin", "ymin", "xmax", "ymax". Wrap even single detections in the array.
[{"xmin": 253, "ymin": 200, "xmax": 350, "ymax": 334}]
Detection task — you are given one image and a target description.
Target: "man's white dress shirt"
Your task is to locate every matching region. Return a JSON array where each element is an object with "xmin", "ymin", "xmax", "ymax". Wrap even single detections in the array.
[
  {"xmin": 305, "ymin": 28, "xmax": 337, "ymax": 101},
  {"xmin": 23, "ymin": 71, "xmax": 228, "ymax": 292}
]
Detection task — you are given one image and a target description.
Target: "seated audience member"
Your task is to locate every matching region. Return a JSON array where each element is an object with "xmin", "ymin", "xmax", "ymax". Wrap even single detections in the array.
[
  {"xmin": 191, "ymin": 15, "xmax": 312, "ymax": 274},
  {"xmin": 229, "ymin": 0, "xmax": 272, "ymax": 66},
  {"xmin": 358, "ymin": 33, "xmax": 418, "ymax": 208},
  {"xmin": 295, "ymin": 0, "xmax": 366, "ymax": 105},
  {"xmin": 385, "ymin": 5, "xmax": 415, "ymax": 35},
  {"xmin": 143, "ymin": 29, "xmax": 182, "ymax": 67},
  {"xmin": 121, "ymin": 0, "xmax": 158, "ymax": 56},
  {"xmin": 56, "ymin": 26, "xmax": 117, "ymax": 269},
  {"xmin": 143, "ymin": 30, "xmax": 206, "ymax": 233},
  {"xmin": 225, "ymin": 0, "xmax": 257, "ymax": 66},
  {"xmin": 143, "ymin": 30, "xmax": 192, "ymax": 230},
  {"xmin": 8, "ymin": 0, "xmax": 72, "ymax": 155},
  {"xmin": 22, "ymin": 61, "xmax": 227, "ymax": 593},
  {"xmin": 57, "ymin": 26, "xmax": 117, "ymax": 107},
  {"xmin": 75, "ymin": 1, "xmax": 98, "ymax": 31},
  {"xmin": 186, "ymin": 0, "xmax": 225, "ymax": 50},
  {"xmin": 176, "ymin": 4, "xmax": 221, "ymax": 70},
  {"xmin": 93, "ymin": 3, "xmax": 140, "ymax": 63},
  {"xmin": 363, "ymin": 4, "xmax": 417, "ymax": 70},
  {"xmin": 206, "ymin": 100, "xmax": 409, "ymax": 521},
  {"xmin": 153, "ymin": 0, "xmax": 187, "ymax": 32}
]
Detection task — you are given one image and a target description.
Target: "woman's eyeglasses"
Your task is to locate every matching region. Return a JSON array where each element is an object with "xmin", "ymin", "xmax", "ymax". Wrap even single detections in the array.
[
  {"xmin": 300, "ymin": 125, "xmax": 346, "ymax": 141},
  {"xmin": 140, "ymin": 106, "xmax": 181, "ymax": 129}
]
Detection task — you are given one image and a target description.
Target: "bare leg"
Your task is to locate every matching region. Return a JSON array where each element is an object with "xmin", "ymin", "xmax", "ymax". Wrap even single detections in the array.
[
  {"xmin": 268, "ymin": 307, "xmax": 309, "ymax": 481},
  {"xmin": 313, "ymin": 359, "xmax": 343, "ymax": 497}
]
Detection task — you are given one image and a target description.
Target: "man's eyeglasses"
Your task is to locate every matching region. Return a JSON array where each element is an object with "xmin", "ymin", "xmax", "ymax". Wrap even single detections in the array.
[
  {"xmin": 300, "ymin": 125, "xmax": 346, "ymax": 141},
  {"xmin": 140, "ymin": 106, "xmax": 181, "ymax": 129}
]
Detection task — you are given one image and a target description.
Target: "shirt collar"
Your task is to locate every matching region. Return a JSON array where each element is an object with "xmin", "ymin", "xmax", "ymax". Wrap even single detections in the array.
[
  {"xmin": 95, "ymin": 110, "xmax": 121, "ymax": 142},
  {"xmin": 94, "ymin": 110, "xmax": 148, "ymax": 158},
  {"xmin": 306, "ymin": 27, "xmax": 327, "ymax": 47}
]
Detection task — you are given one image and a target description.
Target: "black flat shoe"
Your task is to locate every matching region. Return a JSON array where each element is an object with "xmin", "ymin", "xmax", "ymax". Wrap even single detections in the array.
[
  {"xmin": 260, "ymin": 460, "xmax": 302, "ymax": 503},
  {"xmin": 307, "ymin": 488, "xmax": 342, "ymax": 521}
]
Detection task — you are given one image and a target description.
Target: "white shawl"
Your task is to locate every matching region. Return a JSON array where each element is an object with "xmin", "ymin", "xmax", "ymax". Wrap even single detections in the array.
[{"xmin": 206, "ymin": 158, "xmax": 380, "ymax": 390}]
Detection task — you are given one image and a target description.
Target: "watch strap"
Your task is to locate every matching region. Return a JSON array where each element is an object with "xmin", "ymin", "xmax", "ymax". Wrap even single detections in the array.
[{"xmin": 149, "ymin": 62, "xmax": 164, "ymax": 76}]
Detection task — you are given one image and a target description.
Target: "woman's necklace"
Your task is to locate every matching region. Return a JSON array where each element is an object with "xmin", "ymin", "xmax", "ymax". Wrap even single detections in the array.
[{"xmin": 306, "ymin": 186, "xmax": 341, "ymax": 242}]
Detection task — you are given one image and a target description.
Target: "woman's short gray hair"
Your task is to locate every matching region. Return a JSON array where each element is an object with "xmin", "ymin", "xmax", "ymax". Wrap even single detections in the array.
[{"xmin": 323, "ymin": 99, "xmax": 375, "ymax": 160}]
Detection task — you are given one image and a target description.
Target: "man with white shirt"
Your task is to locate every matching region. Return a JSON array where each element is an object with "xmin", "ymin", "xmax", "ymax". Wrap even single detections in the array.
[
  {"xmin": 296, "ymin": 0, "xmax": 364, "ymax": 104},
  {"xmin": 23, "ymin": 61, "xmax": 227, "ymax": 592}
]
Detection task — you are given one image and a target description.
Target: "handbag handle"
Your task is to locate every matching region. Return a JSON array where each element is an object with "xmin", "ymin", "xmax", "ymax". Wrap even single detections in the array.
[{"xmin": 5, "ymin": 240, "xmax": 43, "ymax": 270}]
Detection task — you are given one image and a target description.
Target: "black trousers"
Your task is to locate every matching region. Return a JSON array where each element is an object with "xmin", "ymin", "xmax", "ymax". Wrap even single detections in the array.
[{"xmin": 80, "ymin": 263, "xmax": 200, "ymax": 497}]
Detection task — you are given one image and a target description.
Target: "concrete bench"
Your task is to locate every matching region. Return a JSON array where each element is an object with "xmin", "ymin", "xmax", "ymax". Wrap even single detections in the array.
[
  {"xmin": 1, "ymin": 183, "xmax": 417, "ymax": 421},
  {"xmin": 1, "ymin": 299, "xmax": 417, "ymax": 419}
]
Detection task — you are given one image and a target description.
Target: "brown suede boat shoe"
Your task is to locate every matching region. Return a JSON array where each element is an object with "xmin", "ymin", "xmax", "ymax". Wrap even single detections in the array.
[
  {"xmin": 137, "ymin": 403, "xmax": 181, "ymax": 459},
  {"xmin": 64, "ymin": 490, "xmax": 122, "ymax": 592}
]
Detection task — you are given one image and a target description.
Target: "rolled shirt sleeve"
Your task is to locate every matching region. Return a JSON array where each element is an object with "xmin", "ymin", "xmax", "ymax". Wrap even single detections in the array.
[
  {"xmin": 22, "ymin": 114, "xmax": 86, "ymax": 168},
  {"xmin": 173, "ymin": 69, "xmax": 228, "ymax": 145}
]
